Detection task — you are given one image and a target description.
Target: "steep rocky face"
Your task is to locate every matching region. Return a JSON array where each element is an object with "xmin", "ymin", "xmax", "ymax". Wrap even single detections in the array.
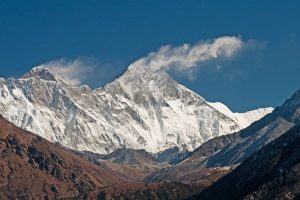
[
  {"xmin": 0, "ymin": 66, "xmax": 272, "ymax": 154},
  {"xmin": 193, "ymin": 124, "xmax": 300, "ymax": 200},
  {"xmin": 0, "ymin": 115, "xmax": 122, "ymax": 199}
]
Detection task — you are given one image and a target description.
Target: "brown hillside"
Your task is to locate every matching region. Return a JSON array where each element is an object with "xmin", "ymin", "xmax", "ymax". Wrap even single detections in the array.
[{"xmin": 0, "ymin": 115, "xmax": 122, "ymax": 199}]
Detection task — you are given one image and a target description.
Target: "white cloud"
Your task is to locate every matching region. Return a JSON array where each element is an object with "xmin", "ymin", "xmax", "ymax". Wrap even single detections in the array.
[
  {"xmin": 37, "ymin": 58, "xmax": 94, "ymax": 85},
  {"xmin": 128, "ymin": 36, "xmax": 245, "ymax": 73},
  {"xmin": 33, "ymin": 36, "xmax": 247, "ymax": 86}
]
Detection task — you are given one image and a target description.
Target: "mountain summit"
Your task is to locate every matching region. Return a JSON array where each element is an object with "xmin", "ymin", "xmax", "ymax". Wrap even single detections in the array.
[
  {"xmin": 21, "ymin": 67, "xmax": 56, "ymax": 80},
  {"xmin": 0, "ymin": 65, "xmax": 272, "ymax": 154}
]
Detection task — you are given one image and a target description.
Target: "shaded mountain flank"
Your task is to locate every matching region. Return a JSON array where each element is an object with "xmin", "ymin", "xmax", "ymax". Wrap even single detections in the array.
[{"xmin": 192, "ymin": 124, "xmax": 300, "ymax": 200}]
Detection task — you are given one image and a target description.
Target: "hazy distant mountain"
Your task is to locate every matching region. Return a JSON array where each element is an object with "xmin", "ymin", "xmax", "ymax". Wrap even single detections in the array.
[
  {"xmin": 193, "ymin": 124, "xmax": 300, "ymax": 200},
  {"xmin": 0, "ymin": 66, "xmax": 272, "ymax": 154}
]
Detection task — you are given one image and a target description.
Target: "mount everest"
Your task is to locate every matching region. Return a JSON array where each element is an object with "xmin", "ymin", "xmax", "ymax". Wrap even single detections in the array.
[{"xmin": 0, "ymin": 65, "xmax": 272, "ymax": 154}]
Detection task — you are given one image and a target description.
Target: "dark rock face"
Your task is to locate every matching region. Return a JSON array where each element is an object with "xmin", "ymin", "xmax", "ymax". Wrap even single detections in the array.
[
  {"xmin": 28, "ymin": 145, "xmax": 50, "ymax": 172},
  {"xmin": 192, "ymin": 125, "xmax": 300, "ymax": 200}
]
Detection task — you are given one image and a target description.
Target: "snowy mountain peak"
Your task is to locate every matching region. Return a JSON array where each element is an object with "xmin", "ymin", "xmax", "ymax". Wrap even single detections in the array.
[
  {"xmin": 117, "ymin": 65, "xmax": 171, "ymax": 90},
  {"xmin": 21, "ymin": 67, "xmax": 58, "ymax": 82},
  {"xmin": 0, "ymin": 64, "xmax": 273, "ymax": 154}
]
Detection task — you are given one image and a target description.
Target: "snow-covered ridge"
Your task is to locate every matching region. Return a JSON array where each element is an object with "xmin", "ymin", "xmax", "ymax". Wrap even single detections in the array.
[
  {"xmin": 0, "ymin": 66, "xmax": 273, "ymax": 154},
  {"xmin": 208, "ymin": 102, "xmax": 273, "ymax": 129}
]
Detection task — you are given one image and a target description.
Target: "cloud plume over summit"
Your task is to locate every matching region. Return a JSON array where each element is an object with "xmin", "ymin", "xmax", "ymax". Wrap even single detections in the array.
[
  {"xmin": 129, "ymin": 36, "xmax": 245, "ymax": 73},
  {"xmin": 34, "ymin": 36, "xmax": 246, "ymax": 86}
]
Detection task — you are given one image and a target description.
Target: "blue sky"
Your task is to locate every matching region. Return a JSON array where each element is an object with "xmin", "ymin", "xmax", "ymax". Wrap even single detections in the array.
[{"xmin": 0, "ymin": 0, "xmax": 299, "ymax": 111}]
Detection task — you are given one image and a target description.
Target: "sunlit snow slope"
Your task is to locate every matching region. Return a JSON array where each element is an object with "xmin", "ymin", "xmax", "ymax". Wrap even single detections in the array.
[{"xmin": 0, "ymin": 66, "xmax": 273, "ymax": 154}]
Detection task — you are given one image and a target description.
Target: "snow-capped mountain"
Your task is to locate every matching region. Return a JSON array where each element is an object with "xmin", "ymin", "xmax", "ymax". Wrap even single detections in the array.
[{"xmin": 0, "ymin": 65, "xmax": 273, "ymax": 154}]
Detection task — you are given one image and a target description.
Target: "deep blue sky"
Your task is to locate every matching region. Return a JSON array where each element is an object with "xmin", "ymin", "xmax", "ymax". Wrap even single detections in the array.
[{"xmin": 0, "ymin": 0, "xmax": 299, "ymax": 111}]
